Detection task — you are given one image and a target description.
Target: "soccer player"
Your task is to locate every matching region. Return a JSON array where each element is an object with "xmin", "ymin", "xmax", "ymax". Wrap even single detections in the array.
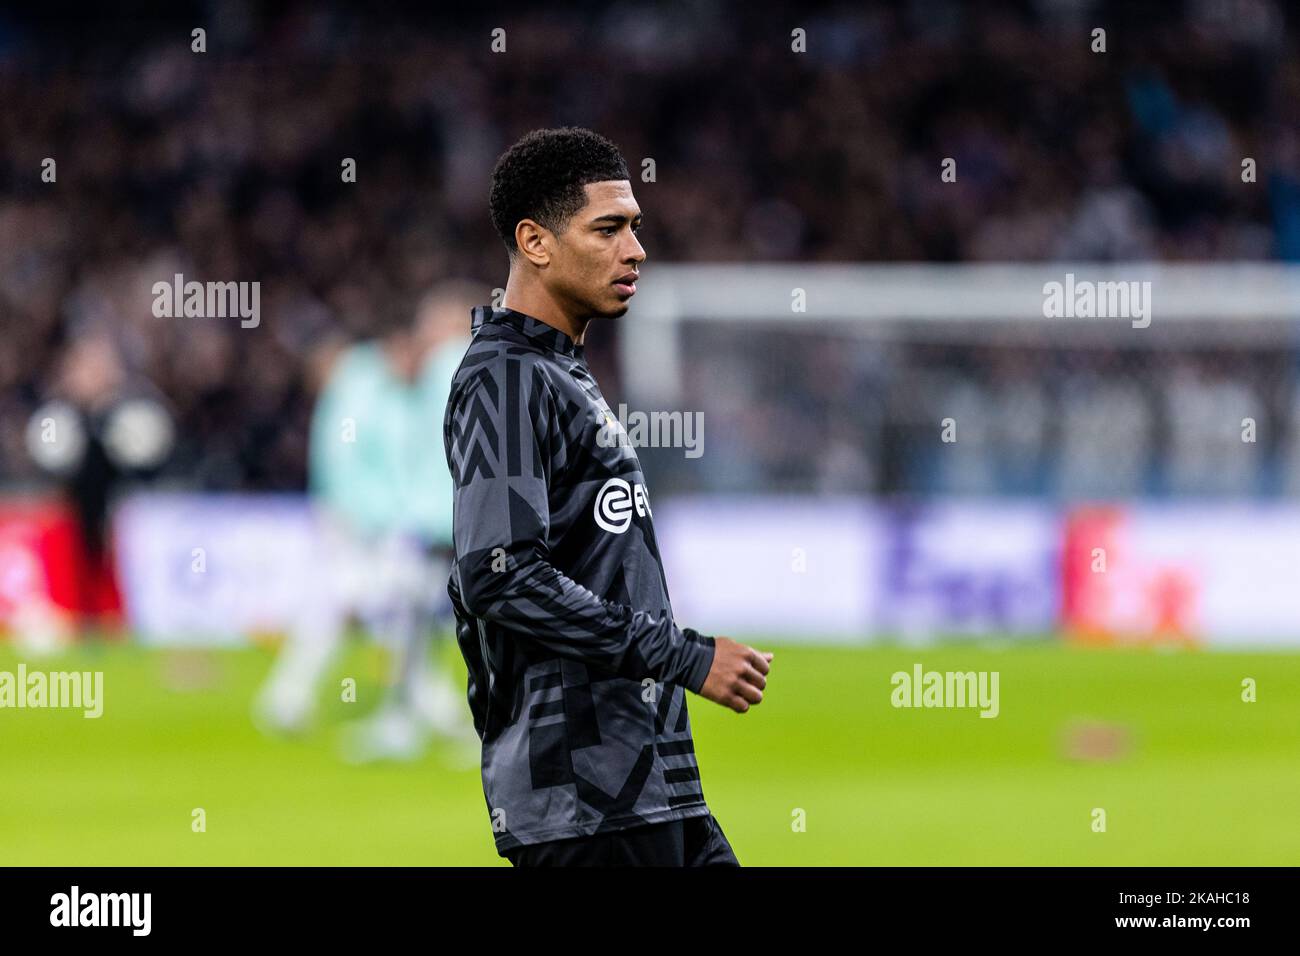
[{"xmin": 444, "ymin": 127, "xmax": 773, "ymax": 866}]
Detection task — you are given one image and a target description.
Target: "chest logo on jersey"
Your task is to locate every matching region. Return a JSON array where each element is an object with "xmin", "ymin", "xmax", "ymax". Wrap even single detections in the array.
[{"xmin": 593, "ymin": 477, "xmax": 652, "ymax": 534}]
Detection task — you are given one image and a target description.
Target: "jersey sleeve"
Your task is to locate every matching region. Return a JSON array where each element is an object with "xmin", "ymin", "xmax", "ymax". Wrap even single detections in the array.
[{"xmin": 445, "ymin": 350, "xmax": 715, "ymax": 693}]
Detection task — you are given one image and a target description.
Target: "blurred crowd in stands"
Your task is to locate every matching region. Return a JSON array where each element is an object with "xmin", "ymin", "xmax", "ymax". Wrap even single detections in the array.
[{"xmin": 1, "ymin": 0, "xmax": 1298, "ymax": 494}]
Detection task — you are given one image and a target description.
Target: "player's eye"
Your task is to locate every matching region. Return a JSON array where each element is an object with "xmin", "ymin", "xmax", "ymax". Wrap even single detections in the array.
[{"xmin": 599, "ymin": 225, "xmax": 619, "ymax": 236}]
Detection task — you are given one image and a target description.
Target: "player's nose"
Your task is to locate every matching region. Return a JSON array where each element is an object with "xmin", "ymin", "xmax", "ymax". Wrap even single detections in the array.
[{"xmin": 624, "ymin": 232, "xmax": 646, "ymax": 265}]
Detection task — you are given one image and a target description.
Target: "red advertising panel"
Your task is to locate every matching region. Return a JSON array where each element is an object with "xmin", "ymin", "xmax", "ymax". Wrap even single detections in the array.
[{"xmin": 0, "ymin": 496, "xmax": 122, "ymax": 639}]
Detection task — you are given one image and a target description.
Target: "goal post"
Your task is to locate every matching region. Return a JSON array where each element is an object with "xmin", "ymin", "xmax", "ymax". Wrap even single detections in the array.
[{"xmin": 621, "ymin": 262, "xmax": 1300, "ymax": 409}]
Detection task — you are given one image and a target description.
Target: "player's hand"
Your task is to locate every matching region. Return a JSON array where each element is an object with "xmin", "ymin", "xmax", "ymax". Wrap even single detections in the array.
[{"xmin": 698, "ymin": 637, "xmax": 772, "ymax": 713}]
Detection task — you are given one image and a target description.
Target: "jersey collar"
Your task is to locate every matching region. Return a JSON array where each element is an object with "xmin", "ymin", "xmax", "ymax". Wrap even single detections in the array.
[{"xmin": 471, "ymin": 305, "xmax": 584, "ymax": 359}]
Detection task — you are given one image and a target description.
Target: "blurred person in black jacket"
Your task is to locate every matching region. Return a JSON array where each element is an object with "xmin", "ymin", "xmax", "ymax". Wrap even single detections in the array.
[{"xmin": 25, "ymin": 333, "xmax": 173, "ymax": 639}]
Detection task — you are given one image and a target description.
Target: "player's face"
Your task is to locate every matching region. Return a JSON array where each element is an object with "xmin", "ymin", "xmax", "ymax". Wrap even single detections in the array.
[{"xmin": 552, "ymin": 180, "xmax": 645, "ymax": 319}]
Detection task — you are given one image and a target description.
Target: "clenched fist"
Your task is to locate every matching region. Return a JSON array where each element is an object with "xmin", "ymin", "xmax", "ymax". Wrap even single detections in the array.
[{"xmin": 698, "ymin": 637, "xmax": 773, "ymax": 713}]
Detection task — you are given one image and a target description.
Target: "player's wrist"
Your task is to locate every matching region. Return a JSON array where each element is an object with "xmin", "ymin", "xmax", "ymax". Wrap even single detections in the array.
[{"xmin": 676, "ymin": 627, "xmax": 716, "ymax": 695}]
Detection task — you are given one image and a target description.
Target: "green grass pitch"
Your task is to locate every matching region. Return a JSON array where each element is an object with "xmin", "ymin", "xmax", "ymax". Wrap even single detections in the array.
[{"xmin": 2, "ymin": 639, "xmax": 1297, "ymax": 865}]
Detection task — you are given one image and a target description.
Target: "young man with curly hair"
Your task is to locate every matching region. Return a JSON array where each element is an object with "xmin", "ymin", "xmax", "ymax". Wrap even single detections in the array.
[{"xmin": 443, "ymin": 127, "xmax": 773, "ymax": 866}]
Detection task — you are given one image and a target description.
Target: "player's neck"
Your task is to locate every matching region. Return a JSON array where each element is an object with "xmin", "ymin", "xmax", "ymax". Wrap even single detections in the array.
[{"xmin": 502, "ymin": 278, "xmax": 590, "ymax": 346}]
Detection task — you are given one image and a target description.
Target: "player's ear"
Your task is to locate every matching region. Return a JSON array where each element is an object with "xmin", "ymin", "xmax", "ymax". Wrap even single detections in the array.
[{"xmin": 514, "ymin": 219, "xmax": 552, "ymax": 267}]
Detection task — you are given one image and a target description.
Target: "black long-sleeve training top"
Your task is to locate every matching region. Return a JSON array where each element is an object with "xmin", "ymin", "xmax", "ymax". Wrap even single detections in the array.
[{"xmin": 444, "ymin": 304, "xmax": 717, "ymax": 854}]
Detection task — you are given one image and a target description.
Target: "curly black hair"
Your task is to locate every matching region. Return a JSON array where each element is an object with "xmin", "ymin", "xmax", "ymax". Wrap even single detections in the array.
[{"xmin": 489, "ymin": 127, "xmax": 630, "ymax": 255}]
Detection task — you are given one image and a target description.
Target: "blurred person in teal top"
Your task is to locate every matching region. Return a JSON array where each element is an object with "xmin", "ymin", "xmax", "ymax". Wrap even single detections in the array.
[{"xmin": 255, "ymin": 282, "xmax": 479, "ymax": 762}]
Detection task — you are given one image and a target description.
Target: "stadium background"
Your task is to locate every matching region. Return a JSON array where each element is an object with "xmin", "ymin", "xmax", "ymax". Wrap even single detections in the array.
[{"xmin": 3, "ymin": 0, "xmax": 1300, "ymax": 865}]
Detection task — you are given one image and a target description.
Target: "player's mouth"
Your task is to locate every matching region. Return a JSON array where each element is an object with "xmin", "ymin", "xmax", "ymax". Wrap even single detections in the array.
[{"xmin": 612, "ymin": 273, "xmax": 638, "ymax": 297}]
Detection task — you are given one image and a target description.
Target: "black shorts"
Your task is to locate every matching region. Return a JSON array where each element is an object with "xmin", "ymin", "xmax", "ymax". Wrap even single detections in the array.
[{"xmin": 504, "ymin": 814, "xmax": 739, "ymax": 867}]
